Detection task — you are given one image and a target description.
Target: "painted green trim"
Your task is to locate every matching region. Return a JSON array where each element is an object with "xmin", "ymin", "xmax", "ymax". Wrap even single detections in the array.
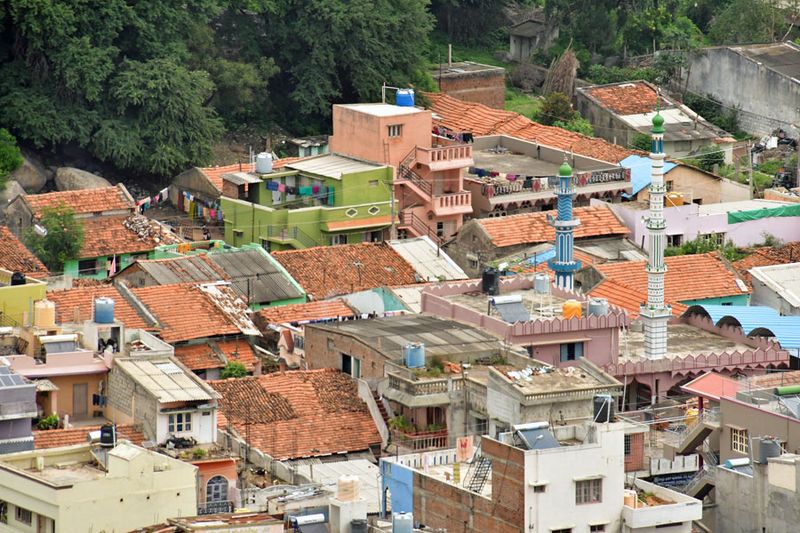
[{"xmin": 679, "ymin": 295, "xmax": 750, "ymax": 307}]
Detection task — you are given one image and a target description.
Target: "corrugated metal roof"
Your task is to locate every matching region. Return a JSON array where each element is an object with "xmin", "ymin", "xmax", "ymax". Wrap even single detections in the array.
[
  {"xmin": 683, "ymin": 304, "xmax": 800, "ymax": 351},
  {"xmin": 135, "ymin": 256, "xmax": 222, "ymax": 285},
  {"xmin": 388, "ymin": 237, "xmax": 468, "ymax": 282},
  {"xmin": 207, "ymin": 249, "xmax": 304, "ymax": 304},
  {"xmin": 115, "ymin": 358, "xmax": 215, "ymax": 403},
  {"xmin": 286, "ymin": 154, "xmax": 384, "ymax": 179}
]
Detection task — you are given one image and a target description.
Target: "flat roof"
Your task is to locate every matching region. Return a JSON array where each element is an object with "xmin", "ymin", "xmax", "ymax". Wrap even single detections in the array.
[
  {"xmin": 286, "ymin": 153, "xmax": 384, "ymax": 179},
  {"xmin": 733, "ymin": 41, "xmax": 800, "ymax": 80},
  {"xmin": 292, "ymin": 459, "xmax": 381, "ymax": 513},
  {"xmin": 623, "ymin": 323, "xmax": 752, "ymax": 360},
  {"xmin": 621, "ymin": 108, "xmax": 721, "ymax": 141},
  {"xmin": 750, "ymin": 262, "xmax": 800, "ymax": 308},
  {"xmin": 335, "ymin": 103, "xmax": 426, "ymax": 117},
  {"xmin": 388, "ymin": 237, "xmax": 468, "ymax": 282},
  {"xmin": 432, "ymin": 61, "xmax": 505, "ymax": 76},
  {"xmin": 472, "ymin": 149, "xmax": 562, "ymax": 177},
  {"xmin": 698, "ymin": 199, "xmax": 790, "ymax": 217},
  {"xmin": 114, "ymin": 358, "xmax": 216, "ymax": 403},
  {"xmin": 499, "ymin": 364, "xmax": 618, "ymax": 396},
  {"xmin": 444, "ymin": 287, "xmax": 573, "ymax": 322}
]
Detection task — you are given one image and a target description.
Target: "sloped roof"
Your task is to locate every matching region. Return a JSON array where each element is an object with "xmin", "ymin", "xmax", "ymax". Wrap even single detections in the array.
[
  {"xmin": 200, "ymin": 158, "xmax": 301, "ymax": 192},
  {"xmin": 210, "ymin": 369, "xmax": 381, "ymax": 460},
  {"xmin": 581, "ymin": 81, "xmax": 660, "ymax": 116},
  {"xmin": 588, "ymin": 278, "xmax": 687, "ymax": 319},
  {"xmin": 680, "ymin": 372, "xmax": 741, "ymax": 401},
  {"xmin": 425, "ymin": 92, "xmax": 634, "ymax": 163},
  {"xmin": 477, "ymin": 205, "xmax": 629, "ymax": 248},
  {"xmin": 79, "ymin": 215, "xmax": 183, "ymax": 259},
  {"xmin": 33, "ymin": 424, "xmax": 145, "ymax": 449},
  {"xmin": 732, "ymin": 242, "xmax": 800, "ymax": 288},
  {"xmin": 131, "ymin": 283, "xmax": 258, "ymax": 343},
  {"xmin": 114, "ymin": 357, "xmax": 217, "ymax": 403},
  {"xmin": 25, "ymin": 185, "xmax": 135, "ymax": 217},
  {"xmin": 47, "ymin": 285, "xmax": 151, "ymax": 329},
  {"xmin": 683, "ymin": 303, "xmax": 800, "ymax": 351},
  {"xmin": 173, "ymin": 339, "xmax": 257, "ymax": 372},
  {"xmin": 255, "ymin": 299, "xmax": 355, "ymax": 326},
  {"xmin": 509, "ymin": 248, "xmax": 599, "ymax": 276},
  {"xmin": 0, "ymin": 226, "xmax": 49, "ymax": 278},
  {"xmin": 206, "ymin": 248, "xmax": 305, "ymax": 304},
  {"xmin": 388, "ymin": 237, "xmax": 468, "ymax": 281},
  {"xmin": 620, "ymin": 155, "xmax": 679, "ymax": 196},
  {"xmin": 272, "ymin": 243, "xmax": 418, "ymax": 300},
  {"xmin": 596, "ymin": 253, "xmax": 748, "ymax": 303},
  {"xmin": 119, "ymin": 255, "xmax": 225, "ymax": 286}
]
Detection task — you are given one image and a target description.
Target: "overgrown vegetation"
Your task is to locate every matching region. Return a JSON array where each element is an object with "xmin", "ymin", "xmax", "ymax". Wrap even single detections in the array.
[
  {"xmin": 220, "ymin": 361, "xmax": 248, "ymax": 379},
  {"xmin": 665, "ymin": 236, "xmax": 746, "ymax": 262},
  {"xmin": 36, "ymin": 414, "xmax": 59, "ymax": 431},
  {"xmin": 682, "ymin": 92, "xmax": 744, "ymax": 139},
  {"xmin": 24, "ymin": 206, "xmax": 84, "ymax": 272},
  {"xmin": 537, "ymin": 92, "xmax": 594, "ymax": 135},
  {"xmin": 0, "ymin": 129, "xmax": 23, "ymax": 190}
]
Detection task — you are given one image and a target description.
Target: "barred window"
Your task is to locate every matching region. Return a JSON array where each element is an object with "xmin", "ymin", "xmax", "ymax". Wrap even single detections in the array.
[{"xmin": 576, "ymin": 478, "xmax": 602, "ymax": 504}]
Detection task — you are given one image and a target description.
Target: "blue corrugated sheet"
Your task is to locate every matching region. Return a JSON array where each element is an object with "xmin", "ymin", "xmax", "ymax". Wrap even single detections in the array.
[
  {"xmin": 684, "ymin": 304, "xmax": 800, "ymax": 354},
  {"xmin": 620, "ymin": 155, "xmax": 678, "ymax": 197}
]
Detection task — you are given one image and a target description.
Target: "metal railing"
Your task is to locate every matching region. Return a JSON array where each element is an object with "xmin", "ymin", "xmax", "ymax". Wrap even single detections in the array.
[
  {"xmin": 392, "ymin": 428, "xmax": 449, "ymax": 451},
  {"xmin": 663, "ymin": 408, "xmax": 720, "ymax": 448},
  {"xmin": 398, "ymin": 211, "xmax": 443, "ymax": 246},
  {"xmin": 197, "ymin": 500, "xmax": 234, "ymax": 515},
  {"xmin": 266, "ymin": 225, "xmax": 319, "ymax": 248}
]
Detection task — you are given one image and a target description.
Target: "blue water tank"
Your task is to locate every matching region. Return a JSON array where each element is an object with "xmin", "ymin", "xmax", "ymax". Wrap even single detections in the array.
[
  {"xmin": 94, "ymin": 297, "xmax": 115, "ymax": 324},
  {"xmin": 396, "ymin": 89, "xmax": 415, "ymax": 107},
  {"xmin": 404, "ymin": 342, "xmax": 425, "ymax": 368}
]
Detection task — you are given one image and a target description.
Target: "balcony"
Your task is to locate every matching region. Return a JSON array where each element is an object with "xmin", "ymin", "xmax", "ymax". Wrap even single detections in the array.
[
  {"xmin": 622, "ymin": 480, "xmax": 703, "ymax": 529},
  {"xmin": 416, "ymin": 144, "xmax": 473, "ymax": 172},
  {"xmin": 384, "ymin": 372, "xmax": 462, "ymax": 408},
  {"xmin": 392, "ymin": 427, "xmax": 449, "ymax": 451},
  {"xmin": 198, "ymin": 500, "xmax": 234, "ymax": 515},
  {"xmin": 433, "ymin": 191, "xmax": 472, "ymax": 216}
]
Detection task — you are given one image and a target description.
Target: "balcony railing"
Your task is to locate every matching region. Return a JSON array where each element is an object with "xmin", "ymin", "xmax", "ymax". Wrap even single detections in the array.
[
  {"xmin": 416, "ymin": 145, "xmax": 473, "ymax": 167},
  {"xmin": 198, "ymin": 500, "xmax": 234, "ymax": 515},
  {"xmin": 388, "ymin": 373, "xmax": 463, "ymax": 396},
  {"xmin": 266, "ymin": 225, "xmax": 319, "ymax": 248},
  {"xmin": 434, "ymin": 191, "xmax": 471, "ymax": 213},
  {"xmin": 392, "ymin": 428, "xmax": 449, "ymax": 451},
  {"xmin": 397, "ymin": 166, "xmax": 433, "ymax": 197}
]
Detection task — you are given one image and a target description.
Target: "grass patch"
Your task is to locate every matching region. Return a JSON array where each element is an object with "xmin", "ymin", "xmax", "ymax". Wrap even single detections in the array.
[{"xmin": 505, "ymin": 88, "xmax": 542, "ymax": 118}]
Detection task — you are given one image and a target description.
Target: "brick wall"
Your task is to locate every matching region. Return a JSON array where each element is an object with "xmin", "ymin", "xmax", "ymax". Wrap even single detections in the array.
[
  {"xmin": 304, "ymin": 326, "xmax": 387, "ymax": 379},
  {"xmin": 435, "ymin": 71, "xmax": 506, "ymax": 110},
  {"xmin": 108, "ymin": 368, "xmax": 134, "ymax": 416},
  {"xmin": 624, "ymin": 432, "xmax": 645, "ymax": 472},
  {"xmin": 411, "ymin": 438, "xmax": 524, "ymax": 532}
]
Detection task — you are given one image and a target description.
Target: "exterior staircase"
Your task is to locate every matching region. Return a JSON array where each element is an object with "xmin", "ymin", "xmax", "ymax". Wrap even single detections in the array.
[
  {"xmin": 672, "ymin": 409, "xmax": 721, "ymax": 455},
  {"xmin": 372, "ymin": 390, "xmax": 391, "ymax": 427},
  {"xmin": 464, "ymin": 447, "xmax": 492, "ymax": 494},
  {"xmin": 684, "ymin": 466, "xmax": 715, "ymax": 500}
]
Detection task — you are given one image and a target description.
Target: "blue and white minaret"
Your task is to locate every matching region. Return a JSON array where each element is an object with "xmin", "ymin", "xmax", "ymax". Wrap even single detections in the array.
[
  {"xmin": 548, "ymin": 157, "xmax": 581, "ymax": 291},
  {"xmin": 640, "ymin": 108, "xmax": 672, "ymax": 360}
]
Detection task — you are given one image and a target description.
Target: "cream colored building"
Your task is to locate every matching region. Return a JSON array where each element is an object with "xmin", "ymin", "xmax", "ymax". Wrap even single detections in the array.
[{"xmin": 0, "ymin": 441, "xmax": 197, "ymax": 533}]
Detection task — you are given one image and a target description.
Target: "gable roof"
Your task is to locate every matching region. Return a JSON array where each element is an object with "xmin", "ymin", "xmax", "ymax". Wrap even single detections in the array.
[
  {"xmin": 199, "ymin": 158, "xmax": 304, "ymax": 192},
  {"xmin": 620, "ymin": 155, "xmax": 679, "ymax": 196},
  {"xmin": 272, "ymin": 243, "xmax": 418, "ymax": 300},
  {"xmin": 581, "ymin": 81, "xmax": 660, "ymax": 116},
  {"xmin": 33, "ymin": 424, "xmax": 145, "ymax": 449},
  {"xmin": 595, "ymin": 252, "xmax": 748, "ymax": 303},
  {"xmin": 79, "ymin": 215, "xmax": 183, "ymax": 259},
  {"xmin": 425, "ymin": 92, "xmax": 634, "ymax": 163},
  {"xmin": 388, "ymin": 237, "xmax": 468, "ymax": 281},
  {"xmin": 24, "ymin": 185, "xmax": 135, "ymax": 217},
  {"xmin": 205, "ymin": 248, "xmax": 305, "ymax": 304},
  {"xmin": 210, "ymin": 369, "xmax": 380, "ymax": 460},
  {"xmin": 47, "ymin": 285, "xmax": 151, "ymax": 329},
  {"xmin": 117, "ymin": 255, "xmax": 226, "ymax": 285},
  {"xmin": 114, "ymin": 357, "xmax": 217, "ymax": 403},
  {"xmin": 476, "ymin": 205, "xmax": 629, "ymax": 248},
  {"xmin": 732, "ymin": 242, "xmax": 800, "ymax": 288},
  {"xmin": 174, "ymin": 339, "xmax": 257, "ymax": 372},
  {"xmin": 255, "ymin": 299, "xmax": 355, "ymax": 326},
  {"xmin": 131, "ymin": 282, "xmax": 259, "ymax": 343},
  {"xmin": 0, "ymin": 226, "xmax": 49, "ymax": 279},
  {"xmin": 588, "ymin": 278, "xmax": 687, "ymax": 319}
]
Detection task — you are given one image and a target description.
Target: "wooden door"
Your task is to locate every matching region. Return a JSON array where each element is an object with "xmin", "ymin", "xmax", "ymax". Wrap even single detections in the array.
[{"xmin": 72, "ymin": 383, "xmax": 88, "ymax": 417}]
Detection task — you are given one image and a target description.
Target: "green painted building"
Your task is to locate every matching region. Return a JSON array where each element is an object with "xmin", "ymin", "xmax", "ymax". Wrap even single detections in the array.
[{"xmin": 221, "ymin": 154, "xmax": 395, "ymax": 250}]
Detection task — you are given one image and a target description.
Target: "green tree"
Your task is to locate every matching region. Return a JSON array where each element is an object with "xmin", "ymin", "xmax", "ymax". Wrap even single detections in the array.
[
  {"xmin": 630, "ymin": 133, "xmax": 652, "ymax": 151},
  {"xmin": 692, "ymin": 144, "xmax": 725, "ymax": 173},
  {"xmin": 23, "ymin": 205, "xmax": 85, "ymax": 272},
  {"xmin": 429, "ymin": 0, "xmax": 510, "ymax": 46},
  {"xmin": 0, "ymin": 129, "xmax": 23, "ymax": 190},
  {"xmin": 221, "ymin": 361, "xmax": 248, "ymax": 379},
  {"xmin": 709, "ymin": 0, "xmax": 790, "ymax": 44},
  {"xmin": 538, "ymin": 92, "xmax": 576, "ymax": 126}
]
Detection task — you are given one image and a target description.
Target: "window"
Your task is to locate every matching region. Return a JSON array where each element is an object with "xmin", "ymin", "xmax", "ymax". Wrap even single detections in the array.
[
  {"xmin": 551, "ymin": 529, "xmax": 572, "ymax": 533},
  {"xmin": 655, "ymin": 523, "xmax": 684, "ymax": 529},
  {"xmin": 665, "ymin": 180, "xmax": 674, "ymax": 192},
  {"xmin": 436, "ymin": 221, "xmax": 444, "ymax": 238},
  {"xmin": 533, "ymin": 484, "xmax": 546, "ymax": 493},
  {"xmin": 168, "ymin": 412, "xmax": 192, "ymax": 433},
  {"xmin": 260, "ymin": 239, "xmax": 271, "ymax": 252},
  {"xmin": 369, "ymin": 180, "xmax": 379, "ymax": 188},
  {"xmin": 575, "ymin": 478, "xmax": 602, "ymax": 504},
  {"xmin": 469, "ymin": 259, "xmax": 478, "ymax": 269},
  {"xmin": 590, "ymin": 526, "xmax": 606, "ymax": 532},
  {"xmin": 560, "ymin": 342, "xmax": 584, "ymax": 362},
  {"xmin": 206, "ymin": 475, "xmax": 229, "ymax": 503},
  {"xmin": 15, "ymin": 506, "xmax": 32, "ymax": 526},
  {"xmin": 341, "ymin": 353, "xmax": 361, "ymax": 378},
  {"xmin": 731, "ymin": 428, "xmax": 749, "ymax": 454},
  {"xmin": 331, "ymin": 234, "xmax": 347, "ymax": 245},
  {"xmin": 388, "ymin": 124, "xmax": 402, "ymax": 138},
  {"xmin": 624, "ymin": 434, "xmax": 632, "ymax": 456},
  {"xmin": 667, "ymin": 234, "xmax": 683, "ymax": 247},
  {"xmin": 78, "ymin": 258, "xmax": 98, "ymax": 276}
]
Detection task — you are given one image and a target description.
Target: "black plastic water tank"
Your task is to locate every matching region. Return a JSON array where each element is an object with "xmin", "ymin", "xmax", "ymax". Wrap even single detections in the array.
[
  {"xmin": 10, "ymin": 272, "xmax": 25, "ymax": 286},
  {"xmin": 481, "ymin": 268, "xmax": 499, "ymax": 296},
  {"xmin": 99, "ymin": 424, "xmax": 116, "ymax": 448},
  {"xmin": 351, "ymin": 519, "xmax": 368, "ymax": 533},
  {"xmin": 593, "ymin": 394, "xmax": 614, "ymax": 423}
]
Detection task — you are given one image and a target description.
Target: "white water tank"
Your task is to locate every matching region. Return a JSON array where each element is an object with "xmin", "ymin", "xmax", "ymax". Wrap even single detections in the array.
[
  {"xmin": 587, "ymin": 298, "xmax": 609, "ymax": 317},
  {"xmin": 392, "ymin": 512, "xmax": 413, "ymax": 533},
  {"xmin": 255, "ymin": 152, "xmax": 273, "ymax": 174},
  {"xmin": 533, "ymin": 273, "xmax": 550, "ymax": 293}
]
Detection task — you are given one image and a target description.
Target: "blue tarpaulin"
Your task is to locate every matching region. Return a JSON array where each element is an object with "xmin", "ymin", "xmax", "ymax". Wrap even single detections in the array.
[{"xmin": 620, "ymin": 155, "xmax": 677, "ymax": 197}]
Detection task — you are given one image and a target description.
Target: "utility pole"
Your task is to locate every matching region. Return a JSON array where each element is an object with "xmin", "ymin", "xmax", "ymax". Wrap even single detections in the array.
[
  {"xmin": 748, "ymin": 141, "xmax": 755, "ymax": 200},
  {"xmin": 389, "ymin": 178, "xmax": 397, "ymax": 240}
]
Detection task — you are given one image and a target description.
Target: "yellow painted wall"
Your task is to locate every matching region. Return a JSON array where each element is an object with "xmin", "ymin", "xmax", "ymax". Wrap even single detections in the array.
[{"xmin": 0, "ymin": 272, "xmax": 46, "ymax": 326}]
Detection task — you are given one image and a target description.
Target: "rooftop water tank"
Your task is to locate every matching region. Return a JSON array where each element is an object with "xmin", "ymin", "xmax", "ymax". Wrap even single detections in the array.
[
  {"xmin": 723, "ymin": 457, "xmax": 750, "ymax": 469},
  {"xmin": 351, "ymin": 519, "xmax": 368, "ymax": 533},
  {"xmin": 533, "ymin": 273, "xmax": 550, "ymax": 294},
  {"xmin": 337, "ymin": 475, "xmax": 360, "ymax": 502},
  {"xmin": 100, "ymin": 424, "xmax": 116, "ymax": 448},
  {"xmin": 392, "ymin": 512, "xmax": 414, "ymax": 533},
  {"xmin": 593, "ymin": 394, "xmax": 614, "ymax": 423},
  {"xmin": 34, "ymin": 300, "xmax": 56, "ymax": 329},
  {"xmin": 758, "ymin": 438, "xmax": 782, "ymax": 464},
  {"xmin": 255, "ymin": 152, "xmax": 273, "ymax": 174},
  {"xmin": 10, "ymin": 272, "xmax": 25, "ymax": 286},
  {"xmin": 587, "ymin": 298, "xmax": 609, "ymax": 317},
  {"xmin": 562, "ymin": 299, "xmax": 582, "ymax": 319},
  {"xmin": 396, "ymin": 89, "xmax": 415, "ymax": 107},
  {"xmin": 482, "ymin": 267, "xmax": 499, "ymax": 296},
  {"xmin": 94, "ymin": 297, "xmax": 115, "ymax": 324},
  {"xmin": 404, "ymin": 342, "xmax": 425, "ymax": 368}
]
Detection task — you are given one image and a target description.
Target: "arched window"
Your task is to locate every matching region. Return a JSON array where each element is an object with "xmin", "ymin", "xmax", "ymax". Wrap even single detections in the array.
[{"xmin": 206, "ymin": 475, "xmax": 228, "ymax": 503}]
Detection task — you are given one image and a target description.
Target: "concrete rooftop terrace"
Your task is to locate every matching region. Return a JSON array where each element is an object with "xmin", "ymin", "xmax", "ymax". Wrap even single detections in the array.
[
  {"xmin": 622, "ymin": 323, "xmax": 751, "ymax": 361},
  {"xmin": 444, "ymin": 287, "xmax": 574, "ymax": 322},
  {"xmin": 472, "ymin": 149, "xmax": 561, "ymax": 177}
]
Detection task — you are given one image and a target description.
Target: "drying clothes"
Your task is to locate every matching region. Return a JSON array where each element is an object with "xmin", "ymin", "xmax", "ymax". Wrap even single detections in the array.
[
  {"xmin": 267, "ymin": 181, "xmax": 280, "ymax": 191},
  {"xmin": 312, "ymin": 185, "xmax": 320, "ymax": 194},
  {"xmin": 278, "ymin": 183, "xmax": 287, "ymax": 193},
  {"xmin": 299, "ymin": 186, "xmax": 313, "ymax": 196}
]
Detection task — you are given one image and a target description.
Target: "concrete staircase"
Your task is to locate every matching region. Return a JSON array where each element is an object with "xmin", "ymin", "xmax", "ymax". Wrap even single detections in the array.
[{"xmin": 372, "ymin": 390, "xmax": 391, "ymax": 427}]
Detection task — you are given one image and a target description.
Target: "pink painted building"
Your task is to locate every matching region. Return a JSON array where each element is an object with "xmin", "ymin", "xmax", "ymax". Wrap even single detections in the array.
[{"xmin": 329, "ymin": 103, "xmax": 474, "ymax": 241}]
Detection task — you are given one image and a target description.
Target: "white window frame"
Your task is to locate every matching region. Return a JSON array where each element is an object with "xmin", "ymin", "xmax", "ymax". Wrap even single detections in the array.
[
  {"xmin": 575, "ymin": 478, "xmax": 602, "ymax": 504},
  {"xmin": 168, "ymin": 412, "xmax": 193, "ymax": 433},
  {"xmin": 731, "ymin": 427, "xmax": 749, "ymax": 454},
  {"xmin": 15, "ymin": 506, "xmax": 32, "ymax": 526}
]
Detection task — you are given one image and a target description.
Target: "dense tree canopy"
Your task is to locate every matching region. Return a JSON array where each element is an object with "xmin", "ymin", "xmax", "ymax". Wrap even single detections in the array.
[
  {"xmin": 24, "ymin": 205, "xmax": 84, "ymax": 271},
  {"xmin": 0, "ymin": 128, "xmax": 23, "ymax": 189}
]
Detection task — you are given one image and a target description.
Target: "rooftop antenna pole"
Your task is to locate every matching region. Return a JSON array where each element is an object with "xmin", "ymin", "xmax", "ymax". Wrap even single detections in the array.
[{"xmin": 448, "ymin": 43, "xmax": 453, "ymax": 67}]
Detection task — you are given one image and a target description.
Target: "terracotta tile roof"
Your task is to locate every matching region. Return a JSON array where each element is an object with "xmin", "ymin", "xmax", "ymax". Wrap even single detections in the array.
[
  {"xmin": 25, "ymin": 185, "xmax": 135, "ymax": 217},
  {"xmin": 509, "ymin": 249, "xmax": 599, "ymax": 276},
  {"xmin": 588, "ymin": 278, "xmax": 687, "ymax": 319},
  {"xmin": 131, "ymin": 283, "xmax": 251, "ymax": 343},
  {"xmin": 582, "ymin": 82, "xmax": 659, "ymax": 116},
  {"xmin": 33, "ymin": 424, "xmax": 145, "ymax": 449},
  {"xmin": 272, "ymin": 243, "xmax": 418, "ymax": 299},
  {"xmin": 174, "ymin": 343, "xmax": 225, "ymax": 370},
  {"xmin": 47, "ymin": 285, "xmax": 151, "ymax": 329},
  {"xmin": 217, "ymin": 339, "xmax": 257, "ymax": 371},
  {"xmin": 732, "ymin": 242, "xmax": 800, "ymax": 288},
  {"xmin": 595, "ymin": 252, "xmax": 748, "ymax": 303},
  {"xmin": 478, "ymin": 205, "xmax": 629, "ymax": 248},
  {"xmin": 255, "ymin": 299, "xmax": 354, "ymax": 326},
  {"xmin": 0, "ymin": 226, "xmax": 49, "ymax": 278},
  {"xmin": 425, "ymin": 92, "xmax": 635, "ymax": 163},
  {"xmin": 79, "ymin": 215, "xmax": 183, "ymax": 259},
  {"xmin": 210, "ymin": 369, "xmax": 380, "ymax": 460},
  {"xmin": 200, "ymin": 157, "xmax": 305, "ymax": 192}
]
